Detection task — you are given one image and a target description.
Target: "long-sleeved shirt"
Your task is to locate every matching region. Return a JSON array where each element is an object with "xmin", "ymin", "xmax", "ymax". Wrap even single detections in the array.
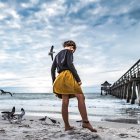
[{"xmin": 51, "ymin": 49, "xmax": 81, "ymax": 83}]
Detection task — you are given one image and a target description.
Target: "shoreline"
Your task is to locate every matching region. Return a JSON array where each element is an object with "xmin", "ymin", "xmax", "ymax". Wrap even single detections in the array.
[
  {"xmin": 1, "ymin": 93, "xmax": 140, "ymax": 124},
  {"xmin": 0, "ymin": 115, "xmax": 140, "ymax": 140}
]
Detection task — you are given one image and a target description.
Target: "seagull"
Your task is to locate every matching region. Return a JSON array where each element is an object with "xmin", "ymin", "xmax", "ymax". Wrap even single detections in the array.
[
  {"xmin": 13, "ymin": 108, "xmax": 25, "ymax": 123},
  {"xmin": 1, "ymin": 106, "xmax": 15, "ymax": 122},
  {"xmin": 0, "ymin": 89, "xmax": 13, "ymax": 96},
  {"xmin": 48, "ymin": 45, "xmax": 55, "ymax": 61}
]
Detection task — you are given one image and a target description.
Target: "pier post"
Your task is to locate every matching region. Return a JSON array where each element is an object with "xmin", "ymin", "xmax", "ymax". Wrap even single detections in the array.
[
  {"xmin": 137, "ymin": 82, "xmax": 140, "ymax": 106},
  {"xmin": 131, "ymin": 80, "xmax": 137, "ymax": 104},
  {"xmin": 120, "ymin": 85, "xmax": 124, "ymax": 99},
  {"xmin": 121, "ymin": 83, "xmax": 125, "ymax": 99},
  {"xmin": 126, "ymin": 81, "xmax": 132, "ymax": 103},
  {"xmin": 116, "ymin": 88, "xmax": 118, "ymax": 97},
  {"xmin": 101, "ymin": 87, "xmax": 103, "ymax": 95},
  {"xmin": 136, "ymin": 71, "xmax": 140, "ymax": 106},
  {"xmin": 123, "ymin": 83, "xmax": 128, "ymax": 99},
  {"xmin": 118, "ymin": 85, "xmax": 120, "ymax": 98}
]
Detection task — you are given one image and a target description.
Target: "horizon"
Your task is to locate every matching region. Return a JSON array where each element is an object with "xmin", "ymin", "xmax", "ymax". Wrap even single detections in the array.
[{"xmin": 0, "ymin": 86, "xmax": 101, "ymax": 93}]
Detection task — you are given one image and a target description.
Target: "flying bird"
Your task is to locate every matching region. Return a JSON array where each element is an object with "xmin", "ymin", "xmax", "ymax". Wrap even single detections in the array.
[
  {"xmin": 48, "ymin": 45, "xmax": 55, "ymax": 61},
  {"xmin": 0, "ymin": 89, "xmax": 13, "ymax": 96}
]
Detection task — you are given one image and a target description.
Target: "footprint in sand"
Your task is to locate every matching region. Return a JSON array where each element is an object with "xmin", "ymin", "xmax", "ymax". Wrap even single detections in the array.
[
  {"xmin": 59, "ymin": 133, "xmax": 66, "ymax": 137},
  {"xmin": 98, "ymin": 126, "xmax": 108, "ymax": 130},
  {"xmin": 66, "ymin": 130, "xmax": 100, "ymax": 140},
  {"xmin": 30, "ymin": 120, "xmax": 34, "ymax": 122},
  {"xmin": 42, "ymin": 129, "xmax": 49, "ymax": 132},
  {"xmin": 0, "ymin": 129, "xmax": 6, "ymax": 133},
  {"xmin": 23, "ymin": 131, "xmax": 29, "ymax": 134},
  {"xmin": 118, "ymin": 133, "xmax": 129, "ymax": 138},
  {"xmin": 19, "ymin": 124, "xmax": 31, "ymax": 128},
  {"xmin": 25, "ymin": 134, "xmax": 34, "ymax": 139},
  {"xmin": 42, "ymin": 138, "xmax": 51, "ymax": 140}
]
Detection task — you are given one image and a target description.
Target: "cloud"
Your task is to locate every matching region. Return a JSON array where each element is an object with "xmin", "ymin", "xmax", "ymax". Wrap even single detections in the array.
[
  {"xmin": 128, "ymin": 8, "xmax": 140, "ymax": 21},
  {"xmin": 0, "ymin": 0, "xmax": 140, "ymax": 93}
]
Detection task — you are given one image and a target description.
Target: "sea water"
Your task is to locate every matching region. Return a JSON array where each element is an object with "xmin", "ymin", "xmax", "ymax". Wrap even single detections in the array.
[{"xmin": 0, "ymin": 93, "xmax": 140, "ymax": 122}]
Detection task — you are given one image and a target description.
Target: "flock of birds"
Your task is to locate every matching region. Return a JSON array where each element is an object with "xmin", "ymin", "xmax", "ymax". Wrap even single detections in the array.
[{"xmin": 1, "ymin": 106, "xmax": 60, "ymax": 125}]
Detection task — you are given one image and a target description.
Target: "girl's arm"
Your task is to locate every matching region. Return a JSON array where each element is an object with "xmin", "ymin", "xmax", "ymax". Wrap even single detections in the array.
[{"xmin": 66, "ymin": 50, "xmax": 81, "ymax": 83}]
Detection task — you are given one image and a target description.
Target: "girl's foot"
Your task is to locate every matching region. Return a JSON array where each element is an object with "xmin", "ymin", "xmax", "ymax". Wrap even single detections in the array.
[
  {"xmin": 82, "ymin": 121, "xmax": 97, "ymax": 132},
  {"xmin": 65, "ymin": 126, "xmax": 74, "ymax": 131}
]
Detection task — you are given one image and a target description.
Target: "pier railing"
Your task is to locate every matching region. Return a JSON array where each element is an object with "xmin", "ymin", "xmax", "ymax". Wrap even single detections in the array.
[{"xmin": 110, "ymin": 59, "xmax": 140, "ymax": 105}]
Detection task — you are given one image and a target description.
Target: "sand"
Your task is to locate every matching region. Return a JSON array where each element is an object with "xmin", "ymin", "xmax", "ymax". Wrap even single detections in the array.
[{"xmin": 0, "ymin": 115, "xmax": 140, "ymax": 140}]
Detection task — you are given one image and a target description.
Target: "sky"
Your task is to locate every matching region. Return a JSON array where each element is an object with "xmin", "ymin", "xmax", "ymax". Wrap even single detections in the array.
[{"xmin": 0, "ymin": 0, "xmax": 140, "ymax": 93}]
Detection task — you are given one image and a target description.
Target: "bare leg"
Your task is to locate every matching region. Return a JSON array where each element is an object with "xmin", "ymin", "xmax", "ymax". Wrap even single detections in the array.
[
  {"xmin": 75, "ymin": 94, "xmax": 97, "ymax": 132},
  {"xmin": 62, "ymin": 95, "xmax": 74, "ymax": 131}
]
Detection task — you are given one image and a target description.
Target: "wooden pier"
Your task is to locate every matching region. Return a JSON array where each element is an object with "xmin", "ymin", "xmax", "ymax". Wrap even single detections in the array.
[{"xmin": 106, "ymin": 59, "xmax": 140, "ymax": 105}]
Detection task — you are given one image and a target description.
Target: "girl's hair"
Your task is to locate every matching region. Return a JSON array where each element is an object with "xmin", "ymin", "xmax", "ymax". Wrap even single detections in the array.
[{"xmin": 63, "ymin": 40, "xmax": 76, "ymax": 50}]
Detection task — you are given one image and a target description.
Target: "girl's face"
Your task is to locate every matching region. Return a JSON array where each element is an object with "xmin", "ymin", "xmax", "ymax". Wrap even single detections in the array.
[{"xmin": 69, "ymin": 46, "xmax": 75, "ymax": 53}]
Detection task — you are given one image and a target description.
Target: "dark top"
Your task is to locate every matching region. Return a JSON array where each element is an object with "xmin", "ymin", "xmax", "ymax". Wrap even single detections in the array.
[{"xmin": 51, "ymin": 49, "xmax": 81, "ymax": 83}]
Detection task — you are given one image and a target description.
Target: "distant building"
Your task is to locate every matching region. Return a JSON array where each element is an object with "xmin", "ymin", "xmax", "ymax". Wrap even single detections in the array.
[{"xmin": 101, "ymin": 81, "xmax": 111, "ymax": 95}]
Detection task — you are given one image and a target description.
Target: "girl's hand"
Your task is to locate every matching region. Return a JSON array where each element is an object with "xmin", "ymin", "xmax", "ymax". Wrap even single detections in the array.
[{"xmin": 78, "ymin": 82, "xmax": 82, "ymax": 85}]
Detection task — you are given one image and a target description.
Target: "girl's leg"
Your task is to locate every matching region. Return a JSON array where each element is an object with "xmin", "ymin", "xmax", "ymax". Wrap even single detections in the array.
[
  {"xmin": 75, "ymin": 94, "xmax": 88, "ymax": 121},
  {"xmin": 62, "ymin": 94, "xmax": 73, "ymax": 131},
  {"xmin": 75, "ymin": 94, "xmax": 97, "ymax": 132}
]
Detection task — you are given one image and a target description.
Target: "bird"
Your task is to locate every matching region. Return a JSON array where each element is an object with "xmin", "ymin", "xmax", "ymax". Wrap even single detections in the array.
[
  {"xmin": 48, "ymin": 45, "xmax": 55, "ymax": 61},
  {"xmin": 13, "ymin": 108, "xmax": 25, "ymax": 123},
  {"xmin": 48, "ymin": 117, "xmax": 56, "ymax": 124},
  {"xmin": 1, "ymin": 106, "xmax": 15, "ymax": 122},
  {"xmin": 48, "ymin": 117, "xmax": 60, "ymax": 124},
  {"xmin": 0, "ymin": 89, "xmax": 13, "ymax": 96},
  {"xmin": 39, "ymin": 116, "xmax": 47, "ymax": 122}
]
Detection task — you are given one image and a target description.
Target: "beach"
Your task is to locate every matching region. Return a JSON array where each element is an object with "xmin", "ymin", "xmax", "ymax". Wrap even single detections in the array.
[
  {"xmin": 0, "ymin": 93, "xmax": 140, "ymax": 140},
  {"xmin": 0, "ymin": 115, "xmax": 140, "ymax": 140}
]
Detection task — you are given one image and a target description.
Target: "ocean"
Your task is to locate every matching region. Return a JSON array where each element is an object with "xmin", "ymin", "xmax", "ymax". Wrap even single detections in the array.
[{"xmin": 0, "ymin": 93, "xmax": 140, "ymax": 123}]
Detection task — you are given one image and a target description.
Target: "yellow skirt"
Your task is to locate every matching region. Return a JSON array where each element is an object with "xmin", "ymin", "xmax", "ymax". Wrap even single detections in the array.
[{"xmin": 53, "ymin": 70, "xmax": 83, "ymax": 99}]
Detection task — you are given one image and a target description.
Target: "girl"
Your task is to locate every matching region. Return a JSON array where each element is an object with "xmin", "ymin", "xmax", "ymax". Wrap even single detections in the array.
[{"xmin": 51, "ymin": 40, "xmax": 97, "ymax": 132}]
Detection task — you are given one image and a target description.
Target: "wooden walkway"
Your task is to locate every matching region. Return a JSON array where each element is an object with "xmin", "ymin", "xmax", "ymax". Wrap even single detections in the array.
[{"xmin": 110, "ymin": 59, "xmax": 140, "ymax": 105}]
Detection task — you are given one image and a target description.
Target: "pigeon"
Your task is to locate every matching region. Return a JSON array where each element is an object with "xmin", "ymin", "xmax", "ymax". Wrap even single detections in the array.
[
  {"xmin": 0, "ymin": 89, "xmax": 13, "ymax": 96},
  {"xmin": 1, "ymin": 106, "xmax": 15, "ymax": 122},
  {"xmin": 48, "ymin": 45, "xmax": 55, "ymax": 61}
]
